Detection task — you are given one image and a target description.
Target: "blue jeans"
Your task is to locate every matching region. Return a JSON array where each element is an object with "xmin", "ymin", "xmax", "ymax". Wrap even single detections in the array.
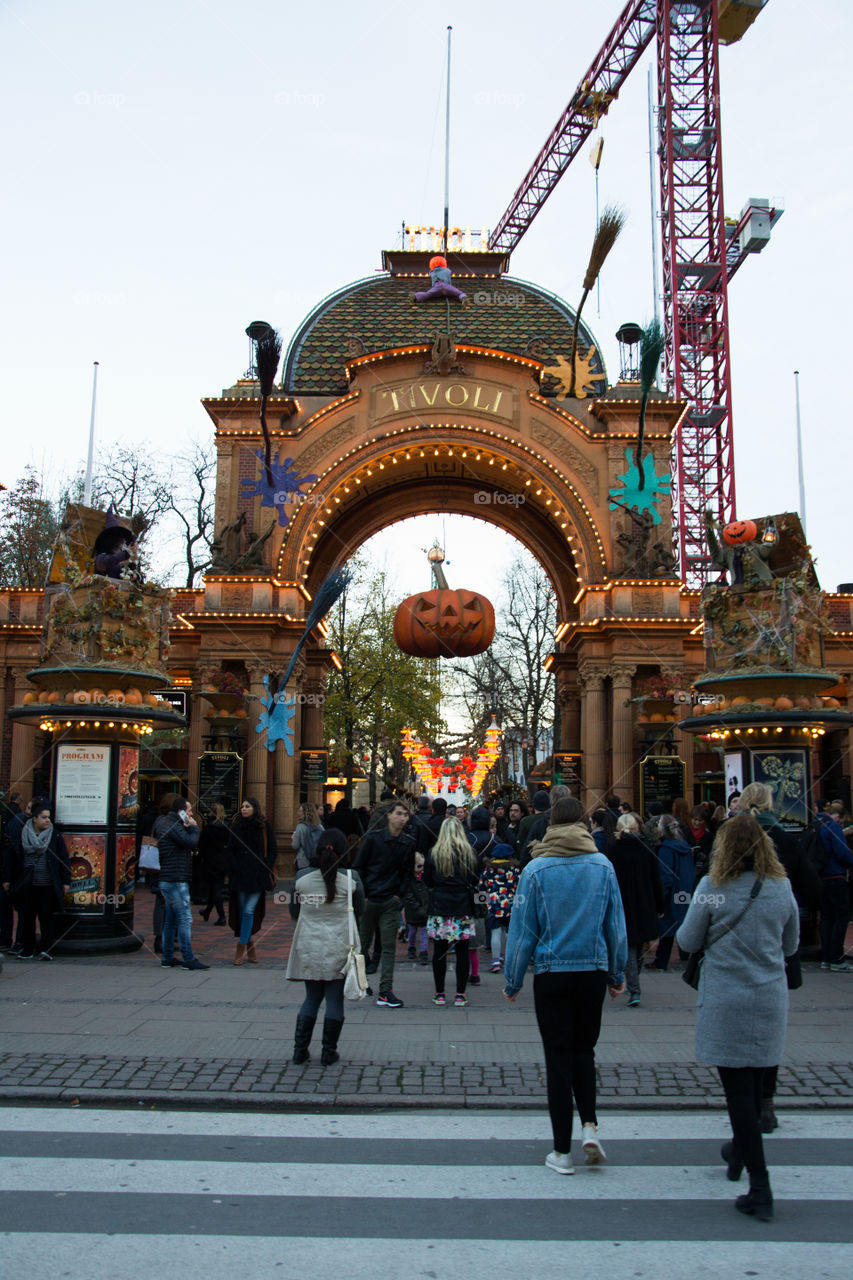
[
  {"xmin": 160, "ymin": 880, "xmax": 194, "ymax": 962},
  {"xmin": 238, "ymin": 890, "xmax": 262, "ymax": 944}
]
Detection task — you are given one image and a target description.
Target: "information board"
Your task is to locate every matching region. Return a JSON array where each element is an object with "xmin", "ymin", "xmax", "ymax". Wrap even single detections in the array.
[
  {"xmin": 55, "ymin": 743, "xmax": 111, "ymax": 826},
  {"xmin": 196, "ymin": 751, "xmax": 243, "ymax": 818},
  {"xmin": 300, "ymin": 750, "xmax": 328, "ymax": 785},
  {"xmin": 639, "ymin": 755, "xmax": 687, "ymax": 812}
]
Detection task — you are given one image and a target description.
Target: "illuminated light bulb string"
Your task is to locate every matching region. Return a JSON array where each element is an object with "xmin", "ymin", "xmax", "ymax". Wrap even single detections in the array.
[{"xmin": 401, "ymin": 716, "xmax": 502, "ymax": 798}]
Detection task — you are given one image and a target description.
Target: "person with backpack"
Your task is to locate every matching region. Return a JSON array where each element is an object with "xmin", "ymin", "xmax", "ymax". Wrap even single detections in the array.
[
  {"xmin": 814, "ymin": 809, "xmax": 853, "ymax": 972},
  {"xmin": 292, "ymin": 802, "xmax": 325, "ymax": 871}
]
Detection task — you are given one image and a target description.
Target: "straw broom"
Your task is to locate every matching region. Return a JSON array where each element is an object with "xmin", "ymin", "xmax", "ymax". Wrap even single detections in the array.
[{"xmin": 568, "ymin": 205, "xmax": 625, "ymax": 397}]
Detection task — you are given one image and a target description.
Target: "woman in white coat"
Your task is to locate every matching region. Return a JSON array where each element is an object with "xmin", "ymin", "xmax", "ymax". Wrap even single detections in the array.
[
  {"xmin": 677, "ymin": 814, "xmax": 799, "ymax": 1222},
  {"xmin": 286, "ymin": 828, "xmax": 364, "ymax": 1066}
]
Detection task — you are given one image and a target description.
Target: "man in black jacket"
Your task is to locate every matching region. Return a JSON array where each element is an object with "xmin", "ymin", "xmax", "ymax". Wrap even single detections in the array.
[{"xmin": 353, "ymin": 802, "xmax": 415, "ymax": 1008}]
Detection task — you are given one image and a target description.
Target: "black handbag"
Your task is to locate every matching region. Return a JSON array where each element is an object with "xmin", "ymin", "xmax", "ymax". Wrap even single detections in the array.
[
  {"xmin": 682, "ymin": 876, "xmax": 763, "ymax": 991},
  {"xmin": 785, "ymin": 951, "xmax": 803, "ymax": 990},
  {"xmin": 9, "ymin": 864, "xmax": 34, "ymax": 905}
]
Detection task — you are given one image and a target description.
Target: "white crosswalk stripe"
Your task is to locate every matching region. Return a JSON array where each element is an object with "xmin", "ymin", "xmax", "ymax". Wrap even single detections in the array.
[{"xmin": 0, "ymin": 1107, "xmax": 850, "ymax": 1278}]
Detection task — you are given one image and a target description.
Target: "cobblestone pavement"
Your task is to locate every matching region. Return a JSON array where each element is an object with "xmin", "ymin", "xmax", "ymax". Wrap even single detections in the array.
[
  {"xmin": 1, "ymin": 887, "xmax": 851, "ymax": 1110},
  {"xmin": 1, "ymin": 1052, "xmax": 851, "ymax": 1109}
]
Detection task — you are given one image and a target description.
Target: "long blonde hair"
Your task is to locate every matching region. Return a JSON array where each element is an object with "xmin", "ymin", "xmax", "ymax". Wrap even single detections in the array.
[
  {"xmin": 431, "ymin": 817, "xmax": 477, "ymax": 879},
  {"xmin": 738, "ymin": 782, "xmax": 773, "ymax": 813},
  {"xmin": 300, "ymin": 801, "xmax": 321, "ymax": 826},
  {"xmin": 708, "ymin": 813, "xmax": 786, "ymax": 885}
]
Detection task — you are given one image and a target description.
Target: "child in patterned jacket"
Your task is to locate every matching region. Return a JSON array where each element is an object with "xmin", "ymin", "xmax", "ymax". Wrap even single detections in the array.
[
  {"xmin": 478, "ymin": 842, "xmax": 521, "ymax": 972},
  {"xmin": 401, "ymin": 851, "xmax": 430, "ymax": 964}
]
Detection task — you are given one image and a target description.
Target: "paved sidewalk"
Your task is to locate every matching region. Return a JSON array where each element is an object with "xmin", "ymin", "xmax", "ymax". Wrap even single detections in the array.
[{"xmin": 1, "ymin": 889, "xmax": 851, "ymax": 1109}]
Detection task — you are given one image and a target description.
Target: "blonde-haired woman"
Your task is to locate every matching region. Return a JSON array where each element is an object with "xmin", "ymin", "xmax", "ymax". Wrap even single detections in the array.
[
  {"xmin": 677, "ymin": 814, "xmax": 799, "ymax": 1222},
  {"xmin": 423, "ymin": 818, "xmax": 482, "ymax": 1007}
]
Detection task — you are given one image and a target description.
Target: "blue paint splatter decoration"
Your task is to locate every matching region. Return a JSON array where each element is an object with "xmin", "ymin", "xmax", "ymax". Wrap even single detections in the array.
[
  {"xmin": 241, "ymin": 451, "xmax": 319, "ymax": 527},
  {"xmin": 608, "ymin": 449, "xmax": 669, "ymax": 525},
  {"xmin": 256, "ymin": 675, "xmax": 295, "ymax": 755}
]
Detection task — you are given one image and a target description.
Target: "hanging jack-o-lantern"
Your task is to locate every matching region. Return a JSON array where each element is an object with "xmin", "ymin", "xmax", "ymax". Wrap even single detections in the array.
[
  {"xmin": 394, "ymin": 588, "xmax": 496, "ymax": 659},
  {"xmin": 722, "ymin": 519, "xmax": 758, "ymax": 546}
]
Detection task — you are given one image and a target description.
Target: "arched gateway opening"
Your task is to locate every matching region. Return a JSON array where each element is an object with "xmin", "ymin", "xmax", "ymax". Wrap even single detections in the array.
[{"xmin": 183, "ymin": 246, "xmax": 697, "ymax": 843}]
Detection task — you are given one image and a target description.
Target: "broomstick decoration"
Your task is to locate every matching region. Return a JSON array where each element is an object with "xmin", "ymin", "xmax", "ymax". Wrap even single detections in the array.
[
  {"xmin": 250, "ymin": 325, "xmax": 283, "ymax": 489},
  {"xmin": 568, "ymin": 205, "xmax": 625, "ymax": 397},
  {"xmin": 635, "ymin": 319, "xmax": 665, "ymax": 489},
  {"xmin": 278, "ymin": 564, "xmax": 354, "ymax": 690}
]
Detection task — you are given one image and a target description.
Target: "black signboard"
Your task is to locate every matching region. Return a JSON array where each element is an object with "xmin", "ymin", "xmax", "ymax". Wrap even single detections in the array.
[
  {"xmin": 553, "ymin": 752, "xmax": 583, "ymax": 792},
  {"xmin": 160, "ymin": 688, "xmax": 188, "ymax": 717},
  {"xmin": 301, "ymin": 750, "xmax": 328, "ymax": 785},
  {"xmin": 196, "ymin": 751, "xmax": 243, "ymax": 818},
  {"xmin": 639, "ymin": 755, "xmax": 687, "ymax": 812}
]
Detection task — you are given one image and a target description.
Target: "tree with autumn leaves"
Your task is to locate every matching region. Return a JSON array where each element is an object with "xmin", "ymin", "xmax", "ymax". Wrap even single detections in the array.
[{"xmin": 323, "ymin": 561, "xmax": 444, "ymax": 804}]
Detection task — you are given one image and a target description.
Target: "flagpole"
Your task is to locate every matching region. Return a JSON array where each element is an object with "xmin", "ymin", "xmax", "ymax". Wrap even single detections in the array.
[
  {"xmin": 442, "ymin": 25, "xmax": 452, "ymax": 253},
  {"xmin": 83, "ymin": 361, "xmax": 99, "ymax": 505},
  {"xmin": 794, "ymin": 369, "xmax": 806, "ymax": 537}
]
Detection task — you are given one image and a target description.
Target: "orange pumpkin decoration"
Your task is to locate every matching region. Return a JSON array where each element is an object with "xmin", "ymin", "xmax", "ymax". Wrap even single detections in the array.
[
  {"xmin": 823, "ymin": 697, "xmax": 841, "ymax": 710},
  {"xmin": 47, "ymin": 691, "xmax": 61, "ymax": 704},
  {"xmin": 89, "ymin": 688, "xmax": 106, "ymax": 704},
  {"xmin": 107, "ymin": 689, "xmax": 125, "ymax": 704},
  {"xmin": 722, "ymin": 519, "xmax": 758, "ymax": 546},
  {"xmin": 22, "ymin": 691, "xmax": 38, "ymax": 705},
  {"xmin": 144, "ymin": 693, "xmax": 160, "ymax": 707},
  {"xmin": 233, "ymin": 707, "xmax": 248, "ymax": 718},
  {"xmin": 71, "ymin": 690, "xmax": 91, "ymax": 704},
  {"xmin": 38, "ymin": 691, "xmax": 51, "ymax": 703},
  {"xmin": 775, "ymin": 696, "xmax": 794, "ymax": 710},
  {"xmin": 124, "ymin": 688, "xmax": 143, "ymax": 705},
  {"xmin": 394, "ymin": 588, "xmax": 495, "ymax": 659}
]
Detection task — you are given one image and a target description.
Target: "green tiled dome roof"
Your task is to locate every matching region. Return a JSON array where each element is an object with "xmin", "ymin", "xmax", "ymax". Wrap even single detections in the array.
[{"xmin": 283, "ymin": 273, "xmax": 608, "ymax": 398}]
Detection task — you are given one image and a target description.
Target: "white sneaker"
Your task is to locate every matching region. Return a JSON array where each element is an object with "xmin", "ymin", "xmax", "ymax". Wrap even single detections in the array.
[
  {"xmin": 582, "ymin": 1123, "xmax": 607, "ymax": 1165},
  {"xmin": 545, "ymin": 1150, "xmax": 574, "ymax": 1175}
]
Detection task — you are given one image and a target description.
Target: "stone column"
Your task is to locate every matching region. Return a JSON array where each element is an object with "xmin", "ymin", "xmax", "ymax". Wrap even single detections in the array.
[
  {"xmin": 9, "ymin": 672, "xmax": 37, "ymax": 794},
  {"xmin": 557, "ymin": 681, "xmax": 581, "ymax": 754},
  {"xmin": 244, "ymin": 662, "xmax": 270, "ymax": 804},
  {"xmin": 610, "ymin": 663, "xmax": 637, "ymax": 809},
  {"xmin": 579, "ymin": 662, "xmax": 608, "ymax": 810},
  {"xmin": 273, "ymin": 735, "xmax": 300, "ymax": 872}
]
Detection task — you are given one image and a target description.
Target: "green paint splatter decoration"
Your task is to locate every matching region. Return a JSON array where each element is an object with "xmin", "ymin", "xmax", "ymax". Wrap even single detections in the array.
[{"xmin": 608, "ymin": 449, "xmax": 669, "ymax": 525}]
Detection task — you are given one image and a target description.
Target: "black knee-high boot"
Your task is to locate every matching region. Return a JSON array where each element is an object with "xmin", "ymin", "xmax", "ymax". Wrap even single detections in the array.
[
  {"xmin": 320, "ymin": 1017, "xmax": 344, "ymax": 1066},
  {"xmin": 293, "ymin": 1014, "xmax": 316, "ymax": 1064}
]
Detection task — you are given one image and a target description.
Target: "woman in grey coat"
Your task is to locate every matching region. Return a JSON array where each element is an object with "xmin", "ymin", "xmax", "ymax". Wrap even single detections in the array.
[
  {"xmin": 677, "ymin": 814, "xmax": 799, "ymax": 1222},
  {"xmin": 286, "ymin": 828, "xmax": 364, "ymax": 1066}
]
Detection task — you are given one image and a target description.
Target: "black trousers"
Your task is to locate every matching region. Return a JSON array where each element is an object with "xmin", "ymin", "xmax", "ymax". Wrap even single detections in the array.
[
  {"xmin": 718, "ymin": 1065, "xmax": 767, "ymax": 1175},
  {"xmin": 18, "ymin": 886, "xmax": 59, "ymax": 955},
  {"xmin": 533, "ymin": 970, "xmax": 608, "ymax": 1153}
]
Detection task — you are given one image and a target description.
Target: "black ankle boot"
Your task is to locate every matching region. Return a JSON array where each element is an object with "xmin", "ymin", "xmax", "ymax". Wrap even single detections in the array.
[
  {"xmin": 760, "ymin": 1100, "xmax": 778, "ymax": 1133},
  {"xmin": 320, "ymin": 1017, "xmax": 344, "ymax": 1066},
  {"xmin": 292, "ymin": 1014, "xmax": 316, "ymax": 1064},
  {"xmin": 721, "ymin": 1140, "xmax": 744, "ymax": 1182},
  {"xmin": 736, "ymin": 1170, "xmax": 773, "ymax": 1221}
]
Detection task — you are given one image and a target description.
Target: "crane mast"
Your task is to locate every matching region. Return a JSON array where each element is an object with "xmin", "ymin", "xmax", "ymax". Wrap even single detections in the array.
[{"xmin": 490, "ymin": 0, "xmax": 774, "ymax": 587}]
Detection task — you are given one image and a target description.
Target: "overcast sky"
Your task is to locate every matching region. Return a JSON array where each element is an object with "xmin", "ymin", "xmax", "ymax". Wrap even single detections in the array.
[{"xmin": 2, "ymin": 0, "xmax": 851, "ymax": 592}]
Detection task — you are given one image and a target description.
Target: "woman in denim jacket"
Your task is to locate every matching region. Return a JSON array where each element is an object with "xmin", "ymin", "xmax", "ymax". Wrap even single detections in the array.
[{"xmin": 503, "ymin": 796, "xmax": 627, "ymax": 1176}]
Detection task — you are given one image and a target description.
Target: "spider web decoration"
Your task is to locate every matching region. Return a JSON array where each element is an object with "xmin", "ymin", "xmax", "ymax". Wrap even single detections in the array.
[
  {"xmin": 240, "ymin": 451, "xmax": 319, "ymax": 528},
  {"xmin": 256, "ymin": 675, "xmax": 295, "ymax": 755},
  {"xmin": 608, "ymin": 449, "xmax": 670, "ymax": 525}
]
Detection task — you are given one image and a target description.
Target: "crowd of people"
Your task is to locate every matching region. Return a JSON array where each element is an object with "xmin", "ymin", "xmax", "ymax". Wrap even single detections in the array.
[{"xmin": 1, "ymin": 779, "xmax": 851, "ymax": 1222}]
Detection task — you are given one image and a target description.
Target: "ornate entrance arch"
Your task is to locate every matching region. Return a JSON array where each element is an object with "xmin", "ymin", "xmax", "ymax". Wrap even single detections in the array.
[{"xmin": 193, "ymin": 248, "xmax": 695, "ymax": 832}]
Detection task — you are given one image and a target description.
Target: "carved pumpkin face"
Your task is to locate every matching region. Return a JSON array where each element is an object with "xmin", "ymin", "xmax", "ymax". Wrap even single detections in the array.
[
  {"xmin": 722, "ymin": 519, "xmax": 757, "ymax": 546},
  {"xmin": 394, "ymin": 588, "xmax": 496, "ymax": 659}
]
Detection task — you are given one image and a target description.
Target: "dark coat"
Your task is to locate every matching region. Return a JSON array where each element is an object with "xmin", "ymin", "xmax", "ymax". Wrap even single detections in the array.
[
  {"xmin": 656, "ymin": 836, "xmax": 695, "ymax": 936},
  {"xmin": 155, "ymin": 814, "xmax": 200, "ymax": 882},
  {"xmin": 225, "ymin": 818, "xmax": 277, "ymax": 894},
  {"xmin": 606, "ymin": 833, "xmax": 664, "ymax": 946},
  {"xmin": 353, "ymin": 827, "xmax": 415, "ymax": 902},
  {"xmin": 520, "ymin": 812, "xmax": 549, "ymax": 862},
  {"xmin": 423, "ymin": 854, "xmax": 480, "ymax": 917},
  {"xmin": 198, "ymin": 820, "xmax": 229, "ymax": 878},
  {"xmin": 755, "ymin": 811, "xmax": 821, "ymax": 909},
  {"xmin": 400, "ymin": 873, "xmax": 430, "ymax": 926},
  {"xmin": 5, "ymin": 825, "xmax": 71, "ymax": 909}
]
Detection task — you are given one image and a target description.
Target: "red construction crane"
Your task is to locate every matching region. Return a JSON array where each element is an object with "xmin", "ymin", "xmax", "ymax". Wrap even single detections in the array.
[{"xmin": 489, "ymin": 0, "xmax": 780, "ymax": 586}]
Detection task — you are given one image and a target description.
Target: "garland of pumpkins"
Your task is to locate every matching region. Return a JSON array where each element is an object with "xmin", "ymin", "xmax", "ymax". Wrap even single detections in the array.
[
  {"xmin": 638, "ymin": 693, "xmax": 843, "ymax": 724},
  {"xmin": 19, "ymin": 687, "xmax": 171, "ymax": 709}
]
